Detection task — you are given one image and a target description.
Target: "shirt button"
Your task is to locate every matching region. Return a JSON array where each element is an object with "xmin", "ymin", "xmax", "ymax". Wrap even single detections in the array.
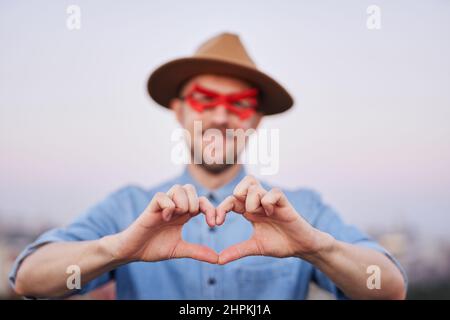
[
  {"xmin": 207, "ymin": 193, "xmax": 216, "ymax": 202},
  {"xmin": 209, "ymin": 226, "xmax": 216, "ymax": 233},
  {"xmin": 207, "ymin": 277, "xmax": 216, "ymax": 285}
]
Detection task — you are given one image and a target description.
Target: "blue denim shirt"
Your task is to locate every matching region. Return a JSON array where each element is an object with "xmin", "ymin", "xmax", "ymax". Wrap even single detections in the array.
[{"xmin": 9, "ymin": 167, "xmax": 407, "ymax": 299}]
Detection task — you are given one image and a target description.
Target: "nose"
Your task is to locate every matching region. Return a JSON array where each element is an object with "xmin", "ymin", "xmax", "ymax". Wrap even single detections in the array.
[{"xmin": 210, "ymin": 104, "xmax": 228, "ymax": 126}]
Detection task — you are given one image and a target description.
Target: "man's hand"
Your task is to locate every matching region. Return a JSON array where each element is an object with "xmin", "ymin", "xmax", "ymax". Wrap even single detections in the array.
[
  {"xmin": 14, "ymin": 184, "xmax": 219, "ymax": 298},
  {"xmin": 110, "ymin": 184, "xmax": 219, "ymax": 264},
  {"xmin": 215, "ymin": 176, "xmax": 333, "ymax": 264}
]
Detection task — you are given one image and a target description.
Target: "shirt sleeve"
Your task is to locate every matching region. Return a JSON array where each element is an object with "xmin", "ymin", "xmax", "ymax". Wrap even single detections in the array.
[
  {"xmin": 308, "ymin": 192, "xmax": 408, "ymax": 300},
  {"xmin": 9, "ymin": 188, "xmax": 124, "ymax": 298}
]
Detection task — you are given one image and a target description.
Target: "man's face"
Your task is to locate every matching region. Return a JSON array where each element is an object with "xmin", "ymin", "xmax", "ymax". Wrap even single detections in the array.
[{"xmin": 170, "ymin": 74, "xmax": 263, "ymax": 173}]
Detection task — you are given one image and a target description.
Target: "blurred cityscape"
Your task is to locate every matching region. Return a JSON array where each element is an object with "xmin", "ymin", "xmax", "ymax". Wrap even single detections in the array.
[{"xmin": 1, "ymin": 213, "xmax": 449, "ymax": 300}]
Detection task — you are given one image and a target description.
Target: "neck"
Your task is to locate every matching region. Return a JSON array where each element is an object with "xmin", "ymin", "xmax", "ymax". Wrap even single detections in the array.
[{"xmin": 187, "ymin": 164, "xmax": 242, "ymax": 190}]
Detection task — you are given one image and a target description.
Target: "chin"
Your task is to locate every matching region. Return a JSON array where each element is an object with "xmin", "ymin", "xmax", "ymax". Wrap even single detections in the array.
[{"xmin": 199, "ymin": 162, "xmax": 235, "ymax": 174}]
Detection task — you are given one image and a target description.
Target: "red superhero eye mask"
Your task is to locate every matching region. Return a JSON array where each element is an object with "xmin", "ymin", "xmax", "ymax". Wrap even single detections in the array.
[{"xmin": 184, "ymin": 84, "xmax": 259, "ymax": 120}]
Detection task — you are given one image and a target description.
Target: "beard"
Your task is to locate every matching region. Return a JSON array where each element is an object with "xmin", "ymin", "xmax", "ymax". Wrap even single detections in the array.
[
  {"xmin": 190, "ymin": 135, "xmax": 241, "ymax": 174},
  {"xmin": 187, "ymin": 122, "xmax": 251, "ymax": 174},
  {"xmin": 197, "ymin": 161, "xmax": 235, "ymax": 174}
]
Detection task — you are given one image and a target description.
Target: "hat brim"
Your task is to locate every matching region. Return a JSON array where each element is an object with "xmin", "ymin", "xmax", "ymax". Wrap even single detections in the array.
[{"xmin": 147, "ymin": 57, "xmax": 293, "ymax": 116}]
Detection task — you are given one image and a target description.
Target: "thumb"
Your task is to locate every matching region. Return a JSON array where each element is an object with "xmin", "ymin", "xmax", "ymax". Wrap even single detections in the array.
[
  {"xmin": 218, "ymin": 238, "xmax": 261, "ymax": 265},
  {"xmin": 171, "ymin": 240, "xmax": 218, "ymax": 264}
]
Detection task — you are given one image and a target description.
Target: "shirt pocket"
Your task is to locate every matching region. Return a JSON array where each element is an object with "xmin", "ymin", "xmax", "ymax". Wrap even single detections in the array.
[{"xmin": 235, "ymin": 257, "xmax": 298, "ymax": 299}]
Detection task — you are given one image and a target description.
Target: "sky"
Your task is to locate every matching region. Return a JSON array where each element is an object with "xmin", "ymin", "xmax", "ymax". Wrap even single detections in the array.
[{"xmin": 1, "ymin": 0, "xmax": 449, "ymax": 238}]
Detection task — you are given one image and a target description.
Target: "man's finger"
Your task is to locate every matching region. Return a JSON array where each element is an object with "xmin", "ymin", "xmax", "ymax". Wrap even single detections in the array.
[
  {"xmin": 218, "ymin": 238, "xmax": 261, "ymax": 265},
  {"xmin": 245, "ymin": 184, "xmax": 267, "ymax": 214},
  {"xmin": 215, "ymin": 195, "xmax": 245, "ymax": 225},
  {"xmin": 260, "ymin": 188, "xmax": 290, "ymax": 216},
  {"xmin": 183, "ymin": 184, "xmax": 199, "ymax": 216},
  {"xmin": 143, "ymin": 192, "xmax": 176, "ymax": 223},
  {"xmin": 233, "ymin": 175, "xmax": 261, "ymax": 202},
  {"xmin": 199, "ymin": 196, "xmax": 216, "ymax": 227},
  {"xmin": 172, "ymin": 240, "xmax": 218, "ymax": 264},
  {"xmin": 167, "ymin": 184, "xmax": 189, "ymax": 216}
]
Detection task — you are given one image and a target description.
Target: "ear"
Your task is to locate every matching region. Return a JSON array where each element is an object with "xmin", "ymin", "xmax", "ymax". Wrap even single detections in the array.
[{"xmin": 169, "ymin": 98, "xmax": 183, "ymax": 125}]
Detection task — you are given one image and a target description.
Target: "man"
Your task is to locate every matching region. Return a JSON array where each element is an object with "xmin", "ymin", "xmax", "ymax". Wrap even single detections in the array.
[{"xmin": 10, "ymin": 32, "xmax": 407, "ymax": 299}]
